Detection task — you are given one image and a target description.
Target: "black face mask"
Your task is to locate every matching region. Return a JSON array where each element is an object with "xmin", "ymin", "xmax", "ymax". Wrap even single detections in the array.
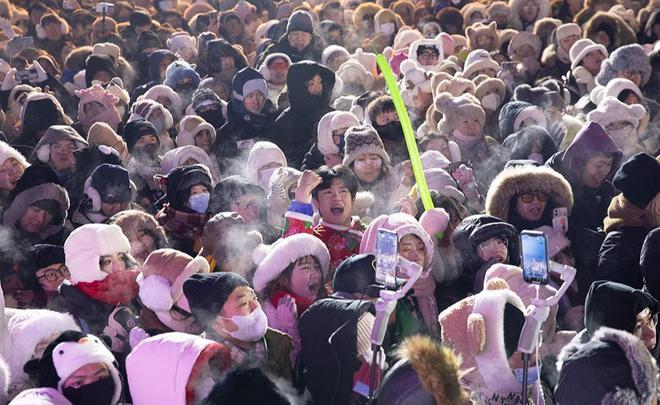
[
  {"xmin": 375, "ymin": 121, "xmax": 403, "ymax": 141},
  {"xmin": 199, "ymin": 108, "xmax": 225, "ymax": 130},
  {"xmin": 63, "ymin": 376, "xmax": 115, "ymax": 405}
]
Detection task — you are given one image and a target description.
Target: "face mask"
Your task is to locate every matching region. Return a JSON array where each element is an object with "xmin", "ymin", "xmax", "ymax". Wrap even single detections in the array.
[
  {"xmin": 481, "ymin": 93, "xmax": 500, "ymax": 111},
  {"xmin": 63, "ymin": 375, "xmax": 115, "ymax": 405},
  {"xmin": 199, "ymin": 109, "xmax": 225, "ymax": 129},
  {"xmin": 189, "ymin": 192, "xmax": 210, "ymax": 213},
  {"xmin": 528, "ymin": 152, "xmax": 544, "ymax": 164},
  {"xmin": 452, "ymin": 128, "xmax": 481, "ymax": 146},
  {"xmin": 258, "ymin": 167, "xmax": 278, "ymax": 190},
  {"xmin": 376, "ymin": 121, "xmax": 403, "ymax": 141},
  {"xmin": 379, "ymin": 22, "xmax": 395, "ymax": 35},
  {"xmin": 513, "ymin": 365, "xmax": 540, "ymax": 385},
  {"xmin": 221, "ymin": 306, "xmax": 268, "ymax": 342},
  {"xmin": 136, "ymin": 143, "xmax": 160, "ymax": 160}
]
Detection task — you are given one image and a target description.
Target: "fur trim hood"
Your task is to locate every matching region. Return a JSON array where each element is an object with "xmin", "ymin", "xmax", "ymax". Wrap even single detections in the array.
[
  {"xmin": 556, "ymin": 327, "xmax": 659, "ymax": 405},
  {"xmin": 485, "ymin": 165, "xmax": 573, "ymax": 223},
  {"xmin": 510, "ymin": 0, "xmax": 551, "ymax": 30},
  {"xmin": 583, "ymin": 11, "xmax": 637, "ymax": 53}
]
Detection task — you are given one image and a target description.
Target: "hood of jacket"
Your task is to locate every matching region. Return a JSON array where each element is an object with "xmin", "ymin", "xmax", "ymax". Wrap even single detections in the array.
[{"xmin": 286, "ymin": 61, "xmax": 335, "ymax": 112}]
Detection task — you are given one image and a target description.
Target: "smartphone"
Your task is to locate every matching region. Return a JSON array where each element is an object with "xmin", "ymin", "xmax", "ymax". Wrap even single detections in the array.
[
  {"xmin": 95, "ymin": 2, "xmax": 114, "ymax": 14},
  {"xmin": 553, "ymin": 207, "xmax": 568, "ymax": 234},
  {"xmin": 520, "ymin": 230, "xmax": 549, "ymax": 284},
  {"xmin": 375, "ymin": 229, "xmax": 398, "ymax": 289},
  {"xmin": 448, "ymin": 160, "xmax": 472, "ymax": 174}
]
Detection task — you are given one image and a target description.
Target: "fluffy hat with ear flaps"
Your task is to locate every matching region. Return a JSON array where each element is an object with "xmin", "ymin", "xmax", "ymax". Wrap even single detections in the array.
[
  {"xmin": 590, "ymin": 78, "xmax": 643, "ymax": 106},
  {"xmin": 434, "ymin": 92, "xmax": 485, "ymax": 135},
  {"xmin": 64, "ymin": 224, "xmax": 131, "ymax": 284},
  {"xmin": 163, "ymin": 164, "xmax": 213, "ymax": 211},
  {"xmin": 175, "ymin": 115, "xmax": 216, "ymax": 147},
  {"xmin": 252, "ymin": 233, "xmax": 330, "ymax": 292},
  {"xmin": 30, "ymin": 125, "xmax": 88, "ymax": 164},
  {"xmin": 462, "ymin": 49, "xmax": 500, "ymax": 80},
  {"xmin": 596, "ymin": 44, "xmax": 652, "ymax": 87},
  {"xmin": 83, "ymin": 163, "xmax": 135, "ymax": 212},
  {"xmin": 245, "ymin": 141, "xmax": 287, "ymax": 185},
  {"xmin": 485, "ymin": 165, "xmax": 573, "ymax": 223},
  {"xmin": 400, "ymin": 59, "xmax": 433, "ymax": 106},
  {"xmin": 587, "ymin": 96, "xmax": 646, "ymax": 129},
  {"xmin": 0, "ymin": 140, "xmax": 28, "ymax": 169},
  {"xmin": 36, "ymin": 14, "xmax": 69, "ymax": 40},
  {"xmin": 466, "ymin": 21, "xmax": 499, "ymax": 52},
  {"xmin": 109, "ymin": 209, "xmax": 168, "ymax": 249},
  {"xmin": 142, "ymin": 85, "xmax": 183, "ymax": 120},
  {"xmin": 317, "ymin": 111, "xmax": 360, "ymax": 156}
]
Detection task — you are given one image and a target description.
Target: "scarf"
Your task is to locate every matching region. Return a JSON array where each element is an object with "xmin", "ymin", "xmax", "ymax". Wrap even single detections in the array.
[
  {"xmin": 271, "ymin": 290, "xmax": 315, "ymax": 317},
  {"xmin": 156, "ymin": 204, "xmax": 208, "ymax": 241},
  {"xmin": 411, "ymin": 274, "xmax": 440, "ymax": 337},
  {"xmin": 75, "ymin": 270, "xmax": 139, "ymax": 306},
  {"xmin": 603, "ymin": 194, "xmax": 652, "ymax": 233}
]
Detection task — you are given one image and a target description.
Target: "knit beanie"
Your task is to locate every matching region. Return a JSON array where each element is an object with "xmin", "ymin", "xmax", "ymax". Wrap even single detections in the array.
[
  {"xmin": 343, "ymin": 125, "xmax": 391, "ymax": 167},
  {"xmin": 88, "ymin": 122, "xmax": 128, "ymax": 158},
  {"xmin": 245, "ymin": 141, "xmax": 287, "ymax": 184},
  {"xmin": 164, "ymin": 164, "xmax": 212, "ymax": 210},
  {"xmin": 86, "ymin": 163, "xmax": 132, "ymax": 207},
  {"xmin": 287, "ymin": 10, "xmax": 313, "ymax": 34},
  {"xmin": 333, "ymin": 254, "xmax": 380, "ymax": 298},
  {"xmin": 612, "ymin": 153, "xmax": 660, "ymax": 209},
  {"xmin": 137, "ymin": 248, "xmax": 209, "ymax": 313},
  {"xmin": 317, "ymin": 111, "xmax": 360, "ymax": 156},
  {"xmin": 191, "ymin": 88, "xmax": 223, "ymax": 113},
  {"xmin": 163, "ymin": 60, "xmax": 201, "ymax": 89},
  {"xmin": 122, "ymin": 119, "xmax": 159, "ymax": 152},
  {"xmin": 183, "ymin": 272, "xmax": 249, "ymax": 326},
  {"xmin": 252, "ymin": 233, "xmax": 331, "ymax": 292},
  {"xmin": 569, "ymin": 38, "xmax": 608, "ymax": 69},
  {"xmin": 175, "ymin": 115, "xmax": 216, "ymax": 147},
  {"xmin": 231, "ymin": 67, "xmax": 267, "ymax": 101}
]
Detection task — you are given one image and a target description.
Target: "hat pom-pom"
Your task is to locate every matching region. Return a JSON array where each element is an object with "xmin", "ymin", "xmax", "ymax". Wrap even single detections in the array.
[
  {"xmin": 513, "ymin": 83, "xmax": 531, "ymax": 100},
  {"xmin": 138, "ymin": 274, "xmax": 174, "ymax": 312},
  {"xmin": 251, "ymin": 243, "xmax": 271, "ymax": 267},
  {"xmin": 434, "ymin": 91, "xmax": 453, "ymax": 113},
  {"xmin": 400, "ymin": 59, "xmax": 417, "ymax": 75}
]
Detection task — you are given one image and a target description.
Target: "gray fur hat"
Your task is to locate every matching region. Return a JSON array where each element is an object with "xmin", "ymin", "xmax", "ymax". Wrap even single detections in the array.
[{"xmin": 596, "ymin": 44, "xmax": 652, "ymax": 87}]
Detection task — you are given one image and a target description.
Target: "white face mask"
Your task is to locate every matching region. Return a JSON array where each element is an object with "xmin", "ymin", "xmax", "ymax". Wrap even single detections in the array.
[
  {"xmin": 379, "ymin": 23, "xmax": 396, "ymax": 35},
  {"xmin": 221, "ymin": 307, "xmax": 268, "ymax": 342},
  {"xmin": 189, "ymin": 192, "xmax": 210, "ymax": 213},
  {"xmin": 481, "ymin": 93, "xmax": 500, "ymax": 111},
  {"xmin": 258, "ymin": 167, "xmax": 278, "ymax": 190}
]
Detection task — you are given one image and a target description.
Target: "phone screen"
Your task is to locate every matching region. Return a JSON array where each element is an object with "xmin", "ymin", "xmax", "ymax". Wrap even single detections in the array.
[
  {"xmin": 375, "ymin": 229, "xmax": 398, "ymax": 289},
  {"xmin": 521, "ymin": 231, "xmax": 549, "ymax": 284}
]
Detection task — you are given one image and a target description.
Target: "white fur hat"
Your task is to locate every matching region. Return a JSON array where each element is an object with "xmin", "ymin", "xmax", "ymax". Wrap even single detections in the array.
[
  {"xmin": 588, "ymin": 96, "xmax": 646, "ymax": 129},
  {"xmin": 400, "ymin": 59, "xmax": 433, "ymax": 106},
  {"xmin": 351, "ymin": 48, "xmax": 378, "ymax": 77},
  {"xmin": 393, "ymin": 27, "xmax": 424, "ymax": 52},
  {"xmin": 51, "ymin": 335, "xmax": 121, "ymax": 404},
  {"xmin": 463, "ymin": 49, "xmax": 500, "ymax": 80},
  {"xmin": 336, "ymin": 59, "xmax": 374, "ymax": 92},
  {"xmin": 0, "ymin": 141, "xmax": 29, "ymax": 169},
  {"xmin": 590, "ymin": 78, "xmax": 644, "ymax": 106},
  {"xmin": 252, "ymin": 233, "xmax": 330, "ymax": 292},
  {"xmin": 64, "ymin": 224, "xmax": 131, "ymax": 284},
  {"xmin": 175, "ymin": 115, "xmax": 216, "ymax": 147},
  {"xmin": 8, "ymin": 387, "xmax": 71, "ymax": 405},
  {"xmin": 245, "ymin": 141, "xmax": 287, "ymax": 184},
  {"xmin": 507, "ymin": 31, "xmax": 542, "ymax": 58},
  {"xmin": 420, "ymin": 150, "xmax": 450, "ymax": 170},
  {"xmin": 142, "ymin": 85, "xmax": 183, "ymax": 120},
  {"xmin": 7, "ymin": 310, "xmax": 80, "ymax": 385},
  {"xmin": 569, "ymin": 38, "xmax": 607, "ymax": 69},
  {"xmin": 317, "ymin": 111, "xmax": 360, "ymax": 156},
  {"xmin": 167, "ymin": 32, "xmax": 197, "ymax": 52},
  {"xmin": 160, "ymin": 146, "xmax": 218, "ymax": 185},
  {"xmin": 322, "ymin": 45, "xmax": 351, "ymax": 68},
  {"xmin": 258, "ymin": 53, "xmax": 292, "ymax": 82},
  {"xmin": 408, "ymin": 38, "xmax": 444, "ymax": 72},
  {"xmin": 92, "ymin": 43, "xmax": 121, "ymax": 63}
]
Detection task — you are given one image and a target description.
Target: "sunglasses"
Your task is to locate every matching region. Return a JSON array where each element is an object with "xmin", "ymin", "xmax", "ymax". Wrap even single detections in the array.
[{"xmin": 520, "ymin": 192, "xmax": 548, "ymax": 204}]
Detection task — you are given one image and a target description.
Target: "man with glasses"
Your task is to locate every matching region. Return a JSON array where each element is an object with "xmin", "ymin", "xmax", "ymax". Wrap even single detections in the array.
[
  {"xmin": 29, "ymin": 125, "xmax": 88, "ymax": 192},
  {"xmin": 409, "ymin": 39, "xmax": 443, "ymax": 71},
  {"xmin": 15, "ymin": 244, "xmax": 70, "ymax": 308}
]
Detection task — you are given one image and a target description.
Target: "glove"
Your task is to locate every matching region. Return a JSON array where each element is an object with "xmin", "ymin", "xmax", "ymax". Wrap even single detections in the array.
[
  {"xmin": 30, "ymin": 60, "xmax": 48, "ymax": 84},
  {"xmin": 1, "ymin": 68, "xmax": 17, "ymax": 91},
  {"xmin": 275, "ymin": 294, "xmax": 298, "ymax": 334},
  {"xmin": 102, "ymin": 306, "xmax": 138, "ymax": 353},
  {"xmin": 397, "ymin": 195, "xmax": 418, "ymax": 217},
  {"xmin": 129, "ymin": 326, "xmax": 150, "ymax": 349},
  {"xmin": 452, "ymin": 164, "xmax": 476, "ymax": 191}
]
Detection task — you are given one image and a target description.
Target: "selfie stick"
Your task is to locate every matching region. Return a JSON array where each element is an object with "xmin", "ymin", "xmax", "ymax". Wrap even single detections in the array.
[
  {"xmin": 517, "ymin": 261, "xmax": 576, "ymax": 404},
  {"xmin": 367, "ymin": 256, "xmax": 423, "ymax": 404}
]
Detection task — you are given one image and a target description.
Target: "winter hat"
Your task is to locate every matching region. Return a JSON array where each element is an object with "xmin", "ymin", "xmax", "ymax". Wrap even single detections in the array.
[
  {"xmin": 351, "ymin": 48, "xmax": 379, "ymax": 77},
  {"xmin": 452, "ymin": 214, "xmax": 520, "ymax": 273},
  {"xmin": 420, "ymin": 150, "xmax": 450, "ymax": 170},
  {"xmin": 487, "ymin": 1, "xmax": 510, "ymax": 19},
  {"xmin": 535, "ymin": 225, "xmax": 570, "ymax": 258},
  {"xmin": 590, "ymin": 78, "xmax": 643, "ymax": 106},
  {"xmin": 336, "ymin": 59, "xmax": 374, "ymax": 94},
  {"xmin": 128, "ymin": 99, "xmax": 174, "ymax": 134},
  {"xmin": 92, "ymin": 43, "xmax": 121, "ymax": 64},
  {"xmin": 317, "ymin": 111, "xmax": 360, "ymax": 156},
  {"xmin": 183, "ymin": 272, "xmax": 250, "ymax": 326},
  {"xmin": 122, "ymin": 119, "xmax": 159, "ymax": 152},
  {"xmin": 321, "ymin": 46, "xmax": 350, "ymax": 69},
  {"xmin": 332, "ymin": 254, "xmax": 380, "ymax": 298},
  {"xmin": 109, "ymin": 209, "xmax": 168, "ymax": 249},
  {"xmin": 137, "ymin": 31, "xmax": 163, "ymax": 53},
  {"xmin": 38, "ymin": 332, "xmax": 122, "ymax": 404},
  {"xmin": 245, "ymin": 141, "xmax": 287, "ymax": 184},
  {"xmin": 160, "ymin": 146, "xmax": 218, "ymax": 184},
  {"xmin": 163, "ymin": 60, "xmax": 201, "ymax": 90},
  {"xmin": 434, "ymin": 92, "xmax": 485, "ymax": 135},
  {"xmin": 166, "ymin": 32, "xmax": 197, "ymax": 54},
  {"xmin": 84, "ymin": 164, "xmax": 133, "ymax": 211},
  {"xmin": 9, "ymin": 388, "xmax": 72, "ymax": 405},
  {"xmin": 20, "ymin": 244, "xmax": 66, "ymax": 289},
  {"xmin": 474, "ymin": 77, "xmax": 506, "ymax": 108},
  {"xmin": 392, "ymin": 27, "xmax": 424, "ymax": 52},
  {"xmin": 64, "ymin": 224, "xmax": 131, "ymax": 284},
  {"xmin": 432, "ymin": 73, "xmax": 476, "ymax": 98},
  {"xmin": 408, "ymin": 38, "xmax": 444, "ymax": 71},
  {"xmin": 360, "ymin": 213, "xmax": 434, "ymax": 269},
  {"xmin": 561, "ymin": 121, "xmax": 623, "ymax": 182},
  {"xmin": 231, "ymin": 67, "xmax": 267, "ymax": 102},
  {"xmin": 513, "ymin": 84, "xmax": 565, "ymax": 110},
  {"xmin": 587, "ymin": 96, "xmax": 645, "ymax": 129},
  {"xmin": 416, "ymin": 169, "xmax": 465, "ymax": 203},
  {"xmin": 142, "ymin": 85, "xmax": 183, "ymax": 121},
  {"xmin": 569, "ymin": 38, "xmax": 608, "ymax": 69},
  {"xmin": 343, "ymin": 125, "xmax": 391, "ymax": 167},
  {"xmin": 36, "ymin": 13, "xmax": 69, "ymax": 40},
  {"xmin": 137, "ymin": 248, "xmax": 209, "ymax": 314},
  {"xmin": 507, "ymin": 31, "xmax": 542, "ymax": 59},
  {"xmin": 612, "ymin": 153, "xmax": 660, "ymax": 209},
  {"xmin": 609, "ymin": 4, "xmax": 638, "ymax": 30},
  {"xmin": 201, "ymin": 212, "xmax": 263, "ymax": 263},
  {"xmin": 191, "ymin": 88, "xmax": 224, "ymax": 113},
  {"xmin": 19, "ymin": 91, "xmax": 71, "ymax": 137},
  {"xmin": 164, "ymin": 164, "xmax": 213, "ymax": 210},
  {"xmin": 462, "ymin": 49, "xmax": 500, "ymax": 80},
  {"xmin": 466, "ymin": 21, "xmax": 499, "ymax": 52},
  {"xmin": 30, "ymin": 125, "xmax": 88, "ymax": 164},
  {"xmin": 596, "ymin": 44, "xmax": 652, "ymax": 87},
  {"xmin": 252, "ymin": 233, "xmax": 331, "ymax": 292},
  {"xmin": 84, "ymin": 54, "xmax": 117, "ymax": 87},
  {"xmin": 498, "ymin": 101, "xmax": 547, "ymax": 139},
  {"xmin": 75, "ymin": 84, "xmax": 122, "ymax": 132},
  {"xmin": 87, "ymin": 122, "xmax": 128, "ymax": 159},
  {"xmin": 205, "ymin": 367, "xmax": 297, "ymax": 404},
  {"xmin": 419, "ymin": 208, "xmax": 450, "ymax": 241},
  {"xmin": 259, "ymin": 53, "xmax": 292, "ymax": 81},
  {"xmin": 287, "ymin": 10, "xmax": 313, "ymax": 34},
  {"xmin": 461, "ymin": 2, "xmax": 487, "ymax": 27},
  {"xmin": 176, "ymin": 115, "xmax": 216, "ymax": 147},
  {"xmin": 400, "ymin": 59, "xmax": 433, "ymax": 105}
]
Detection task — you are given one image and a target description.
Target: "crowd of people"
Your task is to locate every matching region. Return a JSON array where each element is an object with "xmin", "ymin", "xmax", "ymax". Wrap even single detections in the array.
[{"xmin": 0, "ymin": 0, "xmax": 657, "ymax": 403}]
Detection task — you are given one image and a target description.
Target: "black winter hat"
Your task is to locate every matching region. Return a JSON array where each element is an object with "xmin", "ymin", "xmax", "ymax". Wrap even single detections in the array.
[
  {"xmin": 137, "ymin": 31, "xmax": 163, "ymax": 53},
  {"xmin": 129, "ymin": 10, "xmax": 151, "ymax": 27},
  {"xmin": 90, "ymin": 163, "xmax": 132, "ymax": 203},
  {"xmin": 122, "ymin": 119, "xmax": 159, "ymax": 152},
  {"xmin": 286, "ymin": 10, "xmax": 313, "ymax": 34},
  {"xmin": 19, "ymin": 244, "xmax": 66, "ymax": 290},
  {"xmin": 183, "ymin": 272, "xmax": 249, "ymax": 328},
  {"xmin": 513, "ymin": 84, "xmax": 565, "ymax": 110},
  {"xmin": 191, "ymin": 88, "xmax": 223, "ymax": 113},
  {"xmin": 208, "ymin": 175, "xmax": 263, "ymax": 215},
  {"xmin": 164, "ymin": 164, "xmax": 212, "ymax": 211},
  {"xmin": 203, "ymin": 367, "xmax": 292, "ymax": 405},
  {"xmin": 613, "ymin": 153, "xmax": 660, "ymax": 209},
  {"xmin": 333, "ymin": 254, "xmax": 379, "ymax": 297},
  {"xmin": 584, "ymin": 280, "xmax": 659, "ymax": 336},
  {"xmin": 85, "ymin": 54, "xmax": 117, "ymax": 86}
]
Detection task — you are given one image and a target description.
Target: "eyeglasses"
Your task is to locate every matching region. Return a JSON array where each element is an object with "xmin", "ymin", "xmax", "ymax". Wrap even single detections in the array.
[
  {"xmin": 520, "ymin": 192, "xmax": 548, "ymax": 204},
  {"xmin": 418, "ymin": 51, "xmax": 439, "ymax": 61},
  {"xmin": 36, "ymin": 264, "xmax": 70, "ymax": 283},
  {"xmin": 478, "ymin": 238, "xmax": 508, "ymax": 252},
  {"xmin": 635, "ymin": 313, "xmax": 659, "ymax": 334}
]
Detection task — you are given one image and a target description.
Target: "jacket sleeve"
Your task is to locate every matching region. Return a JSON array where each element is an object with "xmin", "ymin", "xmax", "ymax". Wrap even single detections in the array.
[{"xmin": 282, "ymin": 200, "xmax": 314, "ymax": 238}]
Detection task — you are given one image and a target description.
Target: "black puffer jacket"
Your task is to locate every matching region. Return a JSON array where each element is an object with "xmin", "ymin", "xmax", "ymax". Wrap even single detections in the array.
[
  {"xmin": 270, "ymin": 62, "xmax": 335, "ymax": 168},
  {"xmin": 256, "ymin": 31, "xmax": 325, "ymax": 66}
]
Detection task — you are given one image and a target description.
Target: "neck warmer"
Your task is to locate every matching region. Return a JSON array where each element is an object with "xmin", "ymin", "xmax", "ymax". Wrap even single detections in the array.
[
  {"xmin": 155, "ymin": 203, "xmax": 208, "ymax": 241},
  {"xmin": 75, "ymin": 269, "xmax": 139, "ymax": 305},
  {"xmin": 453, "ymin": 128, "xmax": 482, "ymax": 147}
]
